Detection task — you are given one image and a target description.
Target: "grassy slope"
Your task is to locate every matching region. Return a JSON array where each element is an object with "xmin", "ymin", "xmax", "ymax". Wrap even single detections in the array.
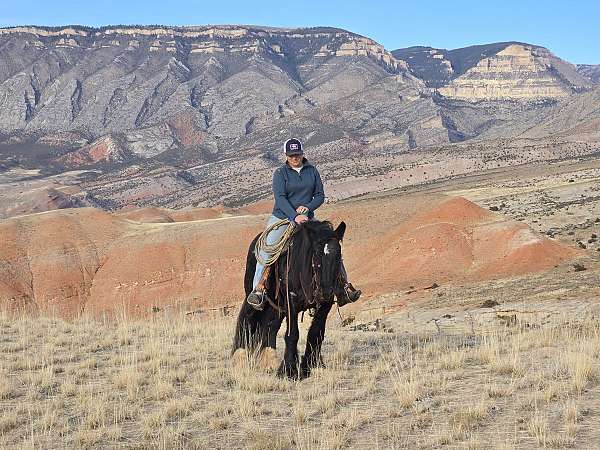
[{"xmin": 1, "ymin": 298, "xmax": 599, "ymax": 449}]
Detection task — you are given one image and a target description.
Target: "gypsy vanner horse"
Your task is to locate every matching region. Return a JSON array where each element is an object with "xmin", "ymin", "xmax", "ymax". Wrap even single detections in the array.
[{"xmin": 232, "ymin": 220, "xmax": 346, "ymax": 379}]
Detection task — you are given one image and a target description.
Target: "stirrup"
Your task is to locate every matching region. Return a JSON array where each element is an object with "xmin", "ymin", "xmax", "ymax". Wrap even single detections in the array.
[
  {"xmin": 345, "ymin": 283, "xmax": 361, "ymax": 302},
  {"xmin": 337, "ymin": 283, "xmax": 361, "ymax": 307},
  {"xmin": 247, "ymin": 290, "xmax": 266, "ymax": 311}
]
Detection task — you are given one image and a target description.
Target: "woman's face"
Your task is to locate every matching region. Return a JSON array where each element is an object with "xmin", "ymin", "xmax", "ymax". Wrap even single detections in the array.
[{"xmin": 287, "ymin": 154, "xmax": 303, "ymax": 168}]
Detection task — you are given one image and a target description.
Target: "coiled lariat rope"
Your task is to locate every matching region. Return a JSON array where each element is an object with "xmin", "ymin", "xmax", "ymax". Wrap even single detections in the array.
[{"xmin": 254, "ymin": 218, "xmax": 296, "ymax": 266}]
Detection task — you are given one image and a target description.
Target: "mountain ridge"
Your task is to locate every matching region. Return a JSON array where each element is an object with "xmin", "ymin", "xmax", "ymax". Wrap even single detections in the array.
[{"xmin": 0, "ymin": 24, "xmax": 598, "ymax": 215}]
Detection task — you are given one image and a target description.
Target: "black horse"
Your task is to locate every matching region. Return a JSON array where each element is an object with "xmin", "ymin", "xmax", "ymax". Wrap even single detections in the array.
[{"xmin": 232, "ymin": 220, "xmax": 346, "ymax": 379}]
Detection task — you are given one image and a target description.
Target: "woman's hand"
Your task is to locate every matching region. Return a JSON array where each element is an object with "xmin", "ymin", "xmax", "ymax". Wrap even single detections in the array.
[
  {"xmin": 294, "ymin": 214, "xmax": 309, "ymax": 224},
  {"xmin": 296, "ymin": 205, "xmax": 309, "ymax": 215}
]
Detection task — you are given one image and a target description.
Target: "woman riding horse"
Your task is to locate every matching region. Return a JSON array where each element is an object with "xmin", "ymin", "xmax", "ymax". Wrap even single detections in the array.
[
  {"xmin": 246, "ymin": 137, "xmax": 361, "ymax": 310},
  {"xmin": 233, "ymin": 138, "xmax": 362, "ymax": 378},
  {"xmin": 234, "ymin": 218, "xmax": 348, "ymax": 378}
]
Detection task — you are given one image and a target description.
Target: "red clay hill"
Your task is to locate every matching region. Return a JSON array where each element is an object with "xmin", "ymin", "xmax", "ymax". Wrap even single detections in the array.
[
  {"xmin": 0, "ymin": 195, "xmax": 580, "ymax": 318},
  {"xmin": 329, "ymin": 196, "xmax": 579, "ymax": 296}
]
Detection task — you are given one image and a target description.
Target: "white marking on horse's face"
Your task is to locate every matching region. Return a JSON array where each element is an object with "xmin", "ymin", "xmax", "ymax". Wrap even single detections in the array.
[{"xmin": 324, "ymin": 243, "xmax": 330, "ymax": 255}]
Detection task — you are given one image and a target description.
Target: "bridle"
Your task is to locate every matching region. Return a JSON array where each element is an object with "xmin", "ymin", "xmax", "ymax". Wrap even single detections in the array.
[
  {"xmin": 310, "ymin": 251, "xmax": 323, "ymax": 305},
  {"xmin": 270, "ymin": 239, "xmax": 336, "ymax": 319},
  {"xmin": 310, "ymin": 238, "xmax": 340, "ymax": 306}
]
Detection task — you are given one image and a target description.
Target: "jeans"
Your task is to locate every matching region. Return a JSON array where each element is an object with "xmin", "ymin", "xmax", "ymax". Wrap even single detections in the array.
[{"xmin": 252, "ymin": 215, "xmax": 292, "ymax": 289}]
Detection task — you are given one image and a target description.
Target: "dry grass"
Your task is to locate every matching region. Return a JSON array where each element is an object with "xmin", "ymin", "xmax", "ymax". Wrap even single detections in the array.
[{"xmin": 0, "ymin": 305, "xmax": 599, "ymax": 449}]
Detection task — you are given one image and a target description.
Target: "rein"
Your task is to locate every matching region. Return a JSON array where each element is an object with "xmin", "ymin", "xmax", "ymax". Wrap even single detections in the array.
[
  {"xmin": 310, "ymin": 253, "xmax": 323, "ymax": 305},
  {"xmin": 285, "ymin": 247, "xmax": 291, "ymax": 336},
  {"xmin": 271, "ymin": 238, "xmax": 326, "ymax": 323},
  {"xmin": 264, "ymin": 224, "xmax": 336, "ymax": 323}
]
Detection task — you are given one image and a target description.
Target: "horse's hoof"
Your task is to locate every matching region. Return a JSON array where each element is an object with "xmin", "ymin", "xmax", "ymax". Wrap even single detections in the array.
[
  {"xmin": 299, "ymin": 365, "xmax": 311, "ymax": 379},
  {"xmin": 301, "ymin": 356, "xmax": 325, "ymax": 371},
  {"xmin": 258, "ymin": 348, "xmax": 279, "ymax": 373},
  {"xmin": 277, "ymin": 362, "xmax": 299, "ymax": 380},
  {"xmin": 314, "ymin": 356, "xmax": 326, "ymax": 369},
  {"xmin": 231, "ymin": 349, "xmax": 249, "ymax": 370}
]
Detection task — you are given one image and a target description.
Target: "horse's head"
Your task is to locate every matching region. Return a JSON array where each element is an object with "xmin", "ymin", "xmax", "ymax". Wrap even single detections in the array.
[{"xmin": 315, "ymin": 222, "xmax": 346, "ymax": 301}]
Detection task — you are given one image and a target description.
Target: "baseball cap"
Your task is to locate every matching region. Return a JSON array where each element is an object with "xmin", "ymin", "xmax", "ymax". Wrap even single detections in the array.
[{"xmin": 283, "ymin": 138, "xmax": 303, "ymax": 156}]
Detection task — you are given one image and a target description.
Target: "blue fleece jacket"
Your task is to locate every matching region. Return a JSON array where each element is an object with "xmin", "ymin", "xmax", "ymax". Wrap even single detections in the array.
[{"xmin": 272, "ymin": 159, "xmax": 325, "ymax": 221}]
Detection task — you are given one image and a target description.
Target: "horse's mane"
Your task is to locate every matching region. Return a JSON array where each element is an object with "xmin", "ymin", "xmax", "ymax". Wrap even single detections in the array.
[
  {"xmin": 299, "ymin": 220, "xmax": 335, "ymax": 240},
  {"xmin": 286, "ymin": 220, "xmax": 336, "ymax": 303}
]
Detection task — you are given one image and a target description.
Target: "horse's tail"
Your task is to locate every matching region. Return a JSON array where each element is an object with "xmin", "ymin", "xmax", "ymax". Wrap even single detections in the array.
[
  {"xmin": 244, "ymin": 233, "xmax": 260, "ymax": 296},
  {"xmin": 232, "ymin": 233, "xmax": 261, "ymax": 355},
  {"xmin": 232, "ymin": 301, "xmax": 258, "ymax": 354}
]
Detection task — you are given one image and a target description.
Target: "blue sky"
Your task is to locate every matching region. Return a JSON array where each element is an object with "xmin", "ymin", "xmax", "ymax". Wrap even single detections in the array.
[{"xmin": 1, "ymin": 0, "xmax": 598, "ymax": 64}]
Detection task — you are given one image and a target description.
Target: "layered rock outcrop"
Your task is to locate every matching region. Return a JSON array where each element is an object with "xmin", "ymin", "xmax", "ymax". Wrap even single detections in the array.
[
  {"xmin": 437, "ymin": 44, "xmax": 590, "ymax": 101},
  {"xmin": 395, "ymin": 42, "xmax": 592, "ymax": 101},
  {"xmin": 392, "ymin": 46, "xmax": 456, "ymax": 87}
]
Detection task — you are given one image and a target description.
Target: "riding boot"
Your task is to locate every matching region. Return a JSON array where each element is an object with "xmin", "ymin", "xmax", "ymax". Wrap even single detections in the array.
[
  {"xmin": 335, "ymin": 261, "xmax": 362, "ymax": 307},
  {"xmin": 246, "ymin": 266, "xmax": 271, "ymax": 311}
]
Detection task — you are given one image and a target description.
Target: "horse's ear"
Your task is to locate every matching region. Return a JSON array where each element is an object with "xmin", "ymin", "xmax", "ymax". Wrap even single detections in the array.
[{"xmin": 335, "ymin": 221, "xmax": 346, "ymax": 241}]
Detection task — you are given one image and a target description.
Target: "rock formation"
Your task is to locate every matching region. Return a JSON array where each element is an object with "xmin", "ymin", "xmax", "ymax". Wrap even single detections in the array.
[
  {"xmin": 395, "ymin": 43, "xmax": 591, "ymax": 101},
  {"xmin": 438, "ymin": 44, "xmax": 589, "ymax": 101},
  {"xmin": 392, "ymin": 45, "xmax": 458, "ymax": 88},
  {"xmin": 330, "ymin": 197, "xmax": 580, "ymax": 296}
]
